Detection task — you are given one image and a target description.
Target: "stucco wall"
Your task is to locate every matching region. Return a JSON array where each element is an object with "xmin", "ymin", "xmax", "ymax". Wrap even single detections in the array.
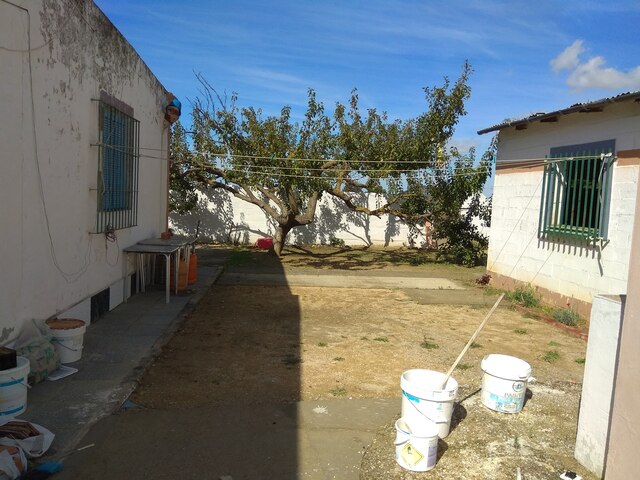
[
  {"xmin": 170, "ymin": 190, "xmax": 424, "ymax": 247},
  {"xmin": 486, "ymin": 100, "xmax": 639, "ymax": 307},
  {"xmin": 0, "ymin": 0, "xmax": 169, "ymax": 340}
]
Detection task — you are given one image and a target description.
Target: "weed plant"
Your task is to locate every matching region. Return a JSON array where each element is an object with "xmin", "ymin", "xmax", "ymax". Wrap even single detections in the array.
[{"xmin": 552, "ymin": 307, "xmax": 580, "ymax": 326}]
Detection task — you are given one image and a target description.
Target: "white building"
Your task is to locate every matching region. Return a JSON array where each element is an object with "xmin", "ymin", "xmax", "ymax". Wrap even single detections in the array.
[
  {"xmin": 0, "ymin": 0, "xmax": 173, "ymax": 340},
  {"xmin": 479, "ymin": 91, "xmax": 640, "ymax": 317}
]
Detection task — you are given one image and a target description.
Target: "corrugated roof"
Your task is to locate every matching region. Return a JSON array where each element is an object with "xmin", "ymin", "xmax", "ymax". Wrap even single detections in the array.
[{"xmin": 477, "ymin": 91, "xmax": 640, "ymax": 135}]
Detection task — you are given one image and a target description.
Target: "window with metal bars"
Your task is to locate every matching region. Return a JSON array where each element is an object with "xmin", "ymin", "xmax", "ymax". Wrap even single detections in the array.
[
  {"xmin": 538, "ymin": 140, "xmax": 615, "ymax": 244},
  {"xmin": 96, "ymin": 99, "xmax": 140, "ymax": 233}
]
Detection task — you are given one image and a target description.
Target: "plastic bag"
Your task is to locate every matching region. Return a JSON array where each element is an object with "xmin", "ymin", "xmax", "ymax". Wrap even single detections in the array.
[
  {"xmin": 15, "ymin": 336, "xmax": 59, "ymax": 385},
  {"xmin": 0, "ymin": 420, "xmax": 54, "ymax": 458},
  {"xmin": 0, "ymin": 446, "xmax": 26, "ymax": 479}
]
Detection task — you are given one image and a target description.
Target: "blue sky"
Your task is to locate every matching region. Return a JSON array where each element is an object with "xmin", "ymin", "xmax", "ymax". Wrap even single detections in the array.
[{"xmin": 96, "ymin": 0, "xmax": 640, "ymax": 156}]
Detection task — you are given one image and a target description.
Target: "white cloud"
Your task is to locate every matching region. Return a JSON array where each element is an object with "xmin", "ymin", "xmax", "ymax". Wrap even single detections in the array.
[
  {"xmin": 550, "ymin": 40, "xmax": 585, "ymax": 72},
  {"xmin": 551, "ymin": 40, "xmax": 640, "ymax": 90}
]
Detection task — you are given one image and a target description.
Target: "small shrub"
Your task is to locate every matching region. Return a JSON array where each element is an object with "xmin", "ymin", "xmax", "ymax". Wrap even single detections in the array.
[
  {"xmin": 514, "ymin": 328, "xmax": 527, "ymax": 335},
  {"xmin": 420, "ymin": 337, "xmax": 439, "ymax": 349},
  {"xmin": 456, "ymin": 363, "xmax": 472, "ymax": 371},
  {"xmin": 373, "ymin": 336, "xmax": 389, "ymax": 343},
  {"xmin": 333, "ymin": 356, "xmax": 345, "ymax": 362},
  {"xmin": 548, "ymin": 341, "xmax": 561, "ymax": 347},
  {"xmin": 470, "ymin": 342, "xmax": 482, "ymax": 349},
  {"xmin": 317, "ymin": 342, "xmax": 327, "ymax": 347},
  {"xmin": 575, "ymin": 357, "xmax": 585, "ymax": 365},
  {"xmin": 330, "ymin": 386, "xmax": 347, "ymax": 397},
  {"xmin": 553, "ymin": 307, "xmax": 580, "ymax": 327},
  {"xmin": 543, "ymin": 350, "xmax": 560, "ymax": 363},
  {"xmin": 506, "ymin": 285, "xmax": 540, "ymax": 308},
  {"xmin": 360, "ymin": 336, "xmax": 369, "ymax": 341},
  {"xmin": 329, "ymin": 236, "xmax": 345, "ymax": 247}
]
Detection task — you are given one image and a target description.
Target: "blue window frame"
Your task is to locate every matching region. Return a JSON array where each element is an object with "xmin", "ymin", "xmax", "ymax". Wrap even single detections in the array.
[{"xmin": 97, "ymin": 99, "xmax": 139, "ymax": 232}]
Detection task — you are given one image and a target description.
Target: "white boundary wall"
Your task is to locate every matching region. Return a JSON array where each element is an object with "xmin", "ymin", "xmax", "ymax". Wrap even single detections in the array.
[
  {"xmin": 170, "ymin": 190, "xmax": 423, "ymax": 247},
  {"xmin": 487, "ymin": 101, "xmax": 639, "ymax": 303}
]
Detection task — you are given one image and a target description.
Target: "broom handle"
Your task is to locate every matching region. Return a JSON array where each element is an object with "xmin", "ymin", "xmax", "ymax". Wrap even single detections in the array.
[{"xmin": 440, "ymin": 293, "xmax": 505, "ymax": 388}]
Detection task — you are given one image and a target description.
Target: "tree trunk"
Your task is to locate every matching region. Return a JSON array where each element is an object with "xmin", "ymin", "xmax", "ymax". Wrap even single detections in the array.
[{"xmin": 273, "ymin": 224, "xmax": 292, "ymax": 257}]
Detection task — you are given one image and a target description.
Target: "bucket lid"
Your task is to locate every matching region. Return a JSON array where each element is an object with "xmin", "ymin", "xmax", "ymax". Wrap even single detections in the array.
[
  {"xmin": 46, "ymin": 318, "xmax": 86, "ymax": 330},
  {"xmin": 481, "ymin": 354, "xmax": 531, "ymax": 380}
]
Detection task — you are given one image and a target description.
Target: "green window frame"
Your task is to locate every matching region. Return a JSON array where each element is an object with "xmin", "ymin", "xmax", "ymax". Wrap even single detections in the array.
[
  {"xmin": 538, "ymin": 140, "xmax": 615, "ymax": 244},
  {"xmin": 96, "ymin": 98, "xmax": 140, "ymax": 233}
]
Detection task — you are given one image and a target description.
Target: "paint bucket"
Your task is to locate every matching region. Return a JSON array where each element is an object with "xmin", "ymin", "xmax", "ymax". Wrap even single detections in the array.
[
  {"xmin": 400, "ymin": 369, "xmax": 458, "ymax": 438},
  {"xmin": 394, "ymin": 418, "xmax": 438, "ymax": 472},
  {"xmin": 0, "ymin": 356, "xmax": 30, "ymax": 417},
  {"xmin": 45, "ymin": 318, "xmax": 87, "ymax": 364},
  {"xmin": 480, "ymin": 354, "xmax": 532, "ymax": 413}
]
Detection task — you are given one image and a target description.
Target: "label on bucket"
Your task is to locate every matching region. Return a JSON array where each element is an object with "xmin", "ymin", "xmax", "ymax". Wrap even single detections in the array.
[
  {"xmin": 487, "ymin": 392, "xmax": 523, "ymax": 413},
  {"xmin": 401, "ymin": 442, "xmax": 424, "ymax": 467}
]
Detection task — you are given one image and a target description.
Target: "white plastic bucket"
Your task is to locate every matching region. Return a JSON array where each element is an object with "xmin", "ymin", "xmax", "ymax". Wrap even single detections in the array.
[
  {"xmin": 0, "ymin": 357, "xmax": 30, "ymax": 417},
  {"xmin": 481, "ymin": 354, "xmax": 532, "ymax": 413},
  {"xmin": 47, "ymin": 320, "xmax": 87, "ymax": 364},
  {"xmin": 400, "ymin": 369, "xmax": 458, "ymax": 439},
  {"xmin": 394, "ymin": 418, "xmax": 438, "ymax": 472}
]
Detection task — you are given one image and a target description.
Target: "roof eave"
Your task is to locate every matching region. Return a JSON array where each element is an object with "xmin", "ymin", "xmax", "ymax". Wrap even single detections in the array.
[{"xmin": 477, "ymin": 91, "xmax": 640, "ymax": 136}]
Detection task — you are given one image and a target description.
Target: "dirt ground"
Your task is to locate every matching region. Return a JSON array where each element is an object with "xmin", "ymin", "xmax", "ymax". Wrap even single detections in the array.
[{"xmin": 132, "ymin": 246, "xmax": 594, "ymax": 479}]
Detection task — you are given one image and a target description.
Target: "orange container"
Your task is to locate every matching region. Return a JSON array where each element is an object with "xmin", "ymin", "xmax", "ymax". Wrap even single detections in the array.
[
  {"xmin": 188, "ymin": 252, "xmax": 197, "ymax": 285},
  {"xmin": 170, "ymin": 254, "xmax": 189, "ymax": 291}
]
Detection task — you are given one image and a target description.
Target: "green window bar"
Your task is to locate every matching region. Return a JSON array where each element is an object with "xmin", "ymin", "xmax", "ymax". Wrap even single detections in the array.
[
  {"xmin": 538, "ymin": 141, "xmax": 615, "ymax": 245},
  {"xmin": 95, "ymin": 101, "xmax": 140, "ymax": 233}
]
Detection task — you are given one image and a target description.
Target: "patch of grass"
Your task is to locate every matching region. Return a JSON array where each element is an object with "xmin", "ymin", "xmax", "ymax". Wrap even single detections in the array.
[
  {"xmin": 330, "ymin": 386, "xmax": 347, "ymax": 397},
  {"xmin": 575, "ymin": 357, "xmax": 585, "ymax": 365},
  {"xmin": 317, "ymin": 342, "xmax": 328, "ymax": 347},
  {"xmin": 360, "ymin": 336, "xmax": 369, "ymax": 341},
  {"xmin": 373, "ymin": 336, "xmax": 389, "ymax": 343},
  {"xmin": 514, "ymin": 328, "xmax": 528, "ymax": 335},
  {"xmin": 470, "ymin": 342, "xmax": 482, "ymax": 349},
  {"xmin": 523, "ymin": 312, "xmax": 540, "ymax": 320},
  {"xmin": 227, "ymin": 249, "xmax": 254, "ymax": 266},
  {"xmin": 333, "ymin": 356, "xmax": 345, "ymax": 362},
  {"xmin": 420, "ymin": 336, "xmax": 439, "ymax": 350},
  {"xmin": 282, "ymin": 354, "xmax": 301, "ymax": 366},
  {"xmin": 409, "ymin": 255, "xmax": 429, "ymax": 266},
  {"xmin": 543, "ymin": 350, "xmax": 560, "ymax": 363},
  {"xmin": 552, "ymin": 307, "xmax": 580, "ymax": 327},
  {"xmin": 456, "ymin": 363, "xmax": 472, "ymax": 371},
  {"xmin": 548, "ymin": 341, "xmax": 561, "ymax": 347},
  {"xmin": 506, "ymin": 285, "xmax": 541, "ymax": 308}
]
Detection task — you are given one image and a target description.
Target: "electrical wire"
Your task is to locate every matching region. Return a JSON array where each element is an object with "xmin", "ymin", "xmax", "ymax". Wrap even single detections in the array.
[{"xmin": 6, "ymin": 0, "xmax": 93, "ymax": 283}]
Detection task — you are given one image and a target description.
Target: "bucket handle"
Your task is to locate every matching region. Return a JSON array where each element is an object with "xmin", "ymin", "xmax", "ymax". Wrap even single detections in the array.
[
  {"xmin": 10, "ymin": 377, "xmax": 31, "ymax": 390},
  {"xmin": 51, "ymin": 339, "xmax": 81, "ymax": 352},
  {"xmin": 403, "ymin": 391, "xmax": 449, "ymax": 424}
]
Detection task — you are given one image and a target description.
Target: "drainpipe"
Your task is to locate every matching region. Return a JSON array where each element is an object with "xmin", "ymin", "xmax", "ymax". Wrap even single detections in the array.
[{"xmin": 163, "ymin": 93, "xmax": 181, "ymax": 237}]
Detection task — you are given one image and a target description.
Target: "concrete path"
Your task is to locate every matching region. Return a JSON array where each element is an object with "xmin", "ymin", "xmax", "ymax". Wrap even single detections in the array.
[
  {"xmin": 57, "ymin": 398, "xmax": 399, "ymax": 480},
  {"xmin": 219, "ymin": 272, "xmax": 464, "ymax": 290},
  {"xmin": 22, "ymin": 265, "xmax": 222, "ymax": 459}
]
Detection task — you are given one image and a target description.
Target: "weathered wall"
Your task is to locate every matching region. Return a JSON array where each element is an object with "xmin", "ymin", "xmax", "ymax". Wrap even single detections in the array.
[
  {"xmin": 0, "ymin": 0, "xmax": 169, "ymax": 339},
  {"xmin": 170, "ymin": 190, "xmax": 422, "ymax": 247},
  {"xmin": 604, "ymin": 164, "xmax": 640, "ymax": 479},
  {"xmin": 486, "ymin": 101, "xmax": 639, "ymax": 308},
  {"xmin": 575, "ymin": 294, "xmax": 624, "ymax": 477}
]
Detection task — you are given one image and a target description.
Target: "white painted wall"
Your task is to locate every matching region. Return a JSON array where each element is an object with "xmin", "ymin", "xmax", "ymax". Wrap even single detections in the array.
[
  {"xmin": 0, "ymin": 0, "xmax": 169, "ymax": 341},
  {"xmin": 170, "ymin": 190, "xmax": 423, "ymax": 247},
  {"xmin": 487, "ymin": 100, "xmax": 639, "ymax": 303},
  {"xmin": 575, "ymin": 294, "xmax": 624, "ymax": 477}
]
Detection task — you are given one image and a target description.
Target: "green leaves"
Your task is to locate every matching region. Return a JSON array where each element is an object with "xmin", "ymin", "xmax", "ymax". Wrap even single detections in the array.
[{"xmin": 172, "ymin": 64, "xmax": 492, "ymax": 263}]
